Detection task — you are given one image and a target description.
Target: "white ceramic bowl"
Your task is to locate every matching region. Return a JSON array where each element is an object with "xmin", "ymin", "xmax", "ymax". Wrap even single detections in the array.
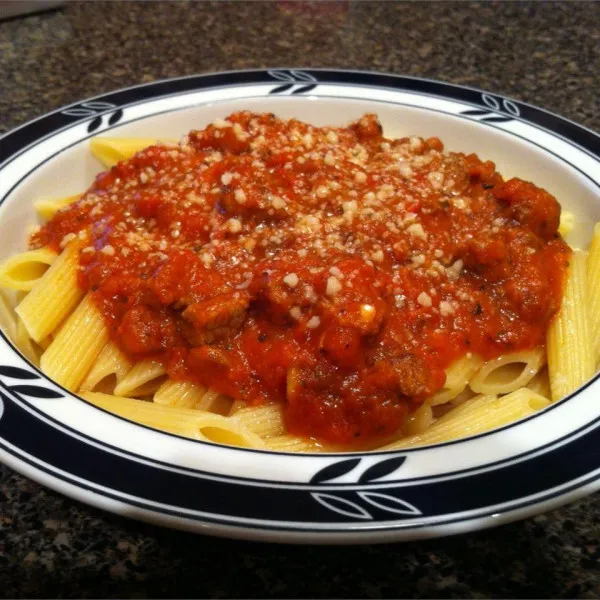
[{"xmin": 1, "ymin": 69, "xmax": 599, "ymax": 543}]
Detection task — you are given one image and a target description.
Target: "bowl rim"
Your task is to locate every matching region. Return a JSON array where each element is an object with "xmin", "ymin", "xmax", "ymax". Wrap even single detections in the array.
[{"xmin": 1, "ymin": 68, "xmax": 599, "ymax": 543}]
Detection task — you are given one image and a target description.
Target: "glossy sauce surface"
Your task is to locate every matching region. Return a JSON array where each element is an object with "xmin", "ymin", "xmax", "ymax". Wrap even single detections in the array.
[{"xmin": 32, "ymin": 112, "xmax": 570, "ymax": 445}]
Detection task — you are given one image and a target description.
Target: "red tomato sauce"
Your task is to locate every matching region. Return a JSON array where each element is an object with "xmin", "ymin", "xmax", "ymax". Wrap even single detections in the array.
[{"xmin": 32, "ymin": 112, "xmax": 570, "ymax": 445}]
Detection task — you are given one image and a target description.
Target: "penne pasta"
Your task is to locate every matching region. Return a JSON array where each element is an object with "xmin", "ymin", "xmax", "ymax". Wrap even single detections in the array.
[
  {"xmin": 558, "ymin": 210, "xmax": 575, "ymax": 237},
  {"xmin": 0, "ymin": 247, "xmax": 57, "ymax": 291},
  {"xmin": 381, "ymin": 389, "xmax": 549, "ymax": 450},
  {"xmin": 153, "ymin": 379, "xmax": 232, "ymax": 414},
  {"xmin": 586, "ymin": 222, "xmax": 600, "ymax": 365},
  {"xmin": 34, "ymin": 195, "xmax": 81, "ymax": 221},
  {"xmin": 80, "ymin": 392, "xmax": 266, "ymax": 449},
  {"xmin": 403, "ymin": 403, "xmax": 434, "ymax": 435},
  {"xmin": 40, "ymin": 294, "xmax": 109, "ymax": 391},
  {"xmin": 547, "ymin": 250, "xmax": 595, "ymax": 401},
  {"xmin": 16, "ymin": 241, "xmax": 84, "ymax": 342},
  {"xmin": 526, "ymin": 367, "xmax": 552, "ymax": 399},
  {"xmin": 80, "ymin": 341, "xmax": 134, "ymax": 393},
  {"xmin": 0, "ymin": 289, "xmax": 17, "ymax": 342},
  {"xmin": 470, "ymin": 348, "xmax": 546, "ymax": 396},
  {"xmin": 231, "ymin": 403, "xmax": 286, "ymax": 437},
  {"xmin": 263, "ymin": 434, "xmax": 325, "ymax": 453},
  {"xmin": 15, "ymin": 318, "xmax": 43, "ymax": 366},
  {"xmin": 153, "ymin": 379, "xmax": 209, "ymax": 409},
  {"xmin": 114, "ymin": 359, "xmax": 167, "ymax": 398},
  {"xmin": 427, "ymin": 354, "xmax": 484, "ymax": 406},
  {"xmin": 90, "ymin": 138, "xmax": 171, "ymax": 168},
  {"xmin": 193, "ymin": 387, "xmax": 232, "ymax": 415}
]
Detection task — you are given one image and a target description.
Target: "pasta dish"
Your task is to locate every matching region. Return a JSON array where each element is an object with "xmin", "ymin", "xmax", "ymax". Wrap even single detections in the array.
[{"xmin": 0, "ymin": 112, "xmax": 596, "ymax": 452}]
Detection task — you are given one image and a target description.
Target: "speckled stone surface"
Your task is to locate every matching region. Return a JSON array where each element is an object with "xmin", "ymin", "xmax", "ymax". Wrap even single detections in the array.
[{"xmin": 1, "ymin": 1, "xmax": 600, "ymax": 597}]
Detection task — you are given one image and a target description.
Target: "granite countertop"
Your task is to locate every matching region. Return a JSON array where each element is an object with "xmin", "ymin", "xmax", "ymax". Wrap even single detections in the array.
[{"xmin": 1, "ymin": 1, "xmax": 600, "ymax": 597}]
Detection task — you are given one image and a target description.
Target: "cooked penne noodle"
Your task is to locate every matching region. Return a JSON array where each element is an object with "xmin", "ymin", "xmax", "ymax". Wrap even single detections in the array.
[
  {"xmin": 80, "ymin": 341, "xmax": 134, "ymax": 393},
  {"xmin": 90, "ymin": 138, "xmax": 171, "ymax": 168},
  {"xmin": 197, "ymin": 388, "xmax": 233, "ymax": 415},
  {"xmin": 381, "ymin": 389, "xmax": 549, "ymax": 450},
  {"xmin": 15, "ymin": 318, "xmax": 43, "ymax": 366},
  {"xmin": 0, "ymin": 289, "xmax": 17, "ymax": 342},
  {"xmin": 450, "ymin": 388, "xmax": 476, "ymax": 407},
  {"xmin": 403, "ymin": 403, "xmax": 434, "ymax": 435},
  {"xmin": 527, "ymin": 367, "xmax": 551, "ymax": 399},
  {"xmin": 470, "ymin": 348, "xmax": 546, "ymax": 395},
  {"xmin": 114, "ymin": 359, "xmax": 167, "ymax": 397},
  {"xmin": 231, "ymin": 403, "xmax": 286, "ymax": 437},
  {"xmin": 547, "ymin": 250, "xmax": 595, "ymax": 401},
  {"xmin": 154, "ymin": 379, "xmax": 210, "ymax": 409},
  {"xmin": 80, "ymin": 392, "xmax": 266, "ymax": 449},
  {"xmin": 263, "ymin": 434, "xmax": 324, "ymax": 452},
  {"xmin": 558, "ymin": 210, "xmax": 575, "ymax": 237},
  {"xmin": 15, "ymin": 241, "xmax": 84, "ymax": 342},
  {"xmin": 427, "ymin": 354, "xmax": 484, "ymax": 406},
  {"xmin": 228, "ymin": 399, "xmax": 246, "ymax": 415},
  {"xmin": 37, "ymin": 334, "xmax": 53, "ymax": 351},
  {"xmin": 40, "ymin": 294, "xmax": 109, "ymax": 391},
  {"xmin": 153, "ymin": 379, "xmax": 231, "ymax": 414},
  {"xmin": 0, "ymin": 247, "xmax": 57, "ymax": 291},
  {"xmin": 586, "ymin": 222, "xmax": 600, "ymax": 365},
  {"xmin": 34, "ymin": 194, "xmax": 81, "ymax": 221}
]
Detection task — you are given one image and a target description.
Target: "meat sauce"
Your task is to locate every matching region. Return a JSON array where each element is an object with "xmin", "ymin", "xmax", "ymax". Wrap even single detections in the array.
[{"xmin": 32, "ymin": 112, "xmax": 570, "ymax": 445}]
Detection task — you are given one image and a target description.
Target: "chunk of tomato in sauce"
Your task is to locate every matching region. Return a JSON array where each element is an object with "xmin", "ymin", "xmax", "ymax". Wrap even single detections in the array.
[
  {"xmin": 134, "ymin": 194, "xmax": 163, "ymax": 219},
  {"xmin": 494, "ymin": 178, "xmax": 561, "ymax": 240},
  {"xmin": 118, "ymin": 305, "xmax": 179, "ymax": 356}
]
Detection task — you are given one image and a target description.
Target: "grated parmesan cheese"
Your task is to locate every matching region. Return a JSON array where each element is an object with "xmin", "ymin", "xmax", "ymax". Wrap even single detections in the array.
[
  {"xmin": 417, "ymin": 292, "xmax": 432, "ymax": 307},
  {"xmin": 326, "ymin": 276, "xmax": 342, "ymax": 296},
  {"xmin": 307, "ymin": 316, "xmax": 321, "ymax": 329},
  {"xmin": 283, "ymin": 273, "xmax": 299, "ymax": 288}
]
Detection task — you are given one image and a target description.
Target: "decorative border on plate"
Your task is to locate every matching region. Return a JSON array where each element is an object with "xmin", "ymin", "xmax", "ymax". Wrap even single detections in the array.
[
  {"xmin": 2, "ymin": 385, "xmax": 600, "ymax": 528},
  {"xmin": 2, "ymin": 69, "xmax": 599, "ymax": 164}
]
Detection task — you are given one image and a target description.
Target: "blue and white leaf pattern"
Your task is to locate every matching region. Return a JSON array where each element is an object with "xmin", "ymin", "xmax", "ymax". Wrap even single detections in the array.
[
  {"xmin": 271, "ymin": 83, "xmax": 295, "ymax": 95},
  {"xmin": 358, "ymin": 491, "xmax": 422, "ymax": 516},
  {"xmin": 501, "ymin": 99, "xmax": 520, "ymax": 116},
  {"xmin": 87, "ymin": 116, "xmax": 103, "ymax": 133},
  {"xmin": 9, "ymin": 384, "xmax": 63, "ymax": 399},
  {"xmin": 312, "ymin": 492, "xmax": 373, "ymax": 520},
  {"xmin": 482, "ymin": 93, "xmax": 501, "ymax": 111},
  {"xmin": 310, "ymin": 457, "xmax": 361, "ymax": 483},
  {"xmin": 309, "ymin": 455, "xmax": 419, "ymax": 520},
  {"xmin": 481, "ymin": 115, "xmax": 513, "ymax": 123},
  {"xmin": 311, "ymin": 489, "xmax": 422, "ymax": 521},
  {"xmin": 0, "ymin": 357, "xmax": 419, "ymax": 521},
  {"xmin": 358, "ymin": 456, "xmax": 406, "ymax": 483},
  {"xmin": 268, "ymin": 70, "xmax": 295, "ymax": 82},
  {"xmin": 289, "ymin": 70, "xmax": 317, "ymax": 83},
  {"xmin": 460, "ymin": 109, "xmax": 491, "ymax": 117},
  {"xmin": 62, "ymin": 108, "xmax": 100, "ymax": 118},
  {"xmin": 291, "ymin": 84, "xmax": 317, "ymax": 95},
  {"xmin": 0, "ymin": 364, "xmax": 64, "ymax": 400},
  {"xmin": 269, "ymin": 70, "xmax": 318, "ymax": 95},
  {"xmin": 311, "ymin": 454, "xmax": 407, "ymax": 485},
  {"xmin": 81, "ymin": 101, "xmax": 117, "ymax": 111},
  {"xmin": 108, "ymin": 109, "xmax": 124, "ymax": 126},
  {"xmin": 61, "ymin": 101, "xmax": 124, "ymax": 133},
  {"xmin": 62, "ymin": 101, "xmax": 117, "ymax": 118},
  {"xmin": 0, "ymin": 366, "xmax": 40, "ymax": 380},
  {"xmin": 460, "ymin": 93, "xmax": 521, "ymax": 124}
]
